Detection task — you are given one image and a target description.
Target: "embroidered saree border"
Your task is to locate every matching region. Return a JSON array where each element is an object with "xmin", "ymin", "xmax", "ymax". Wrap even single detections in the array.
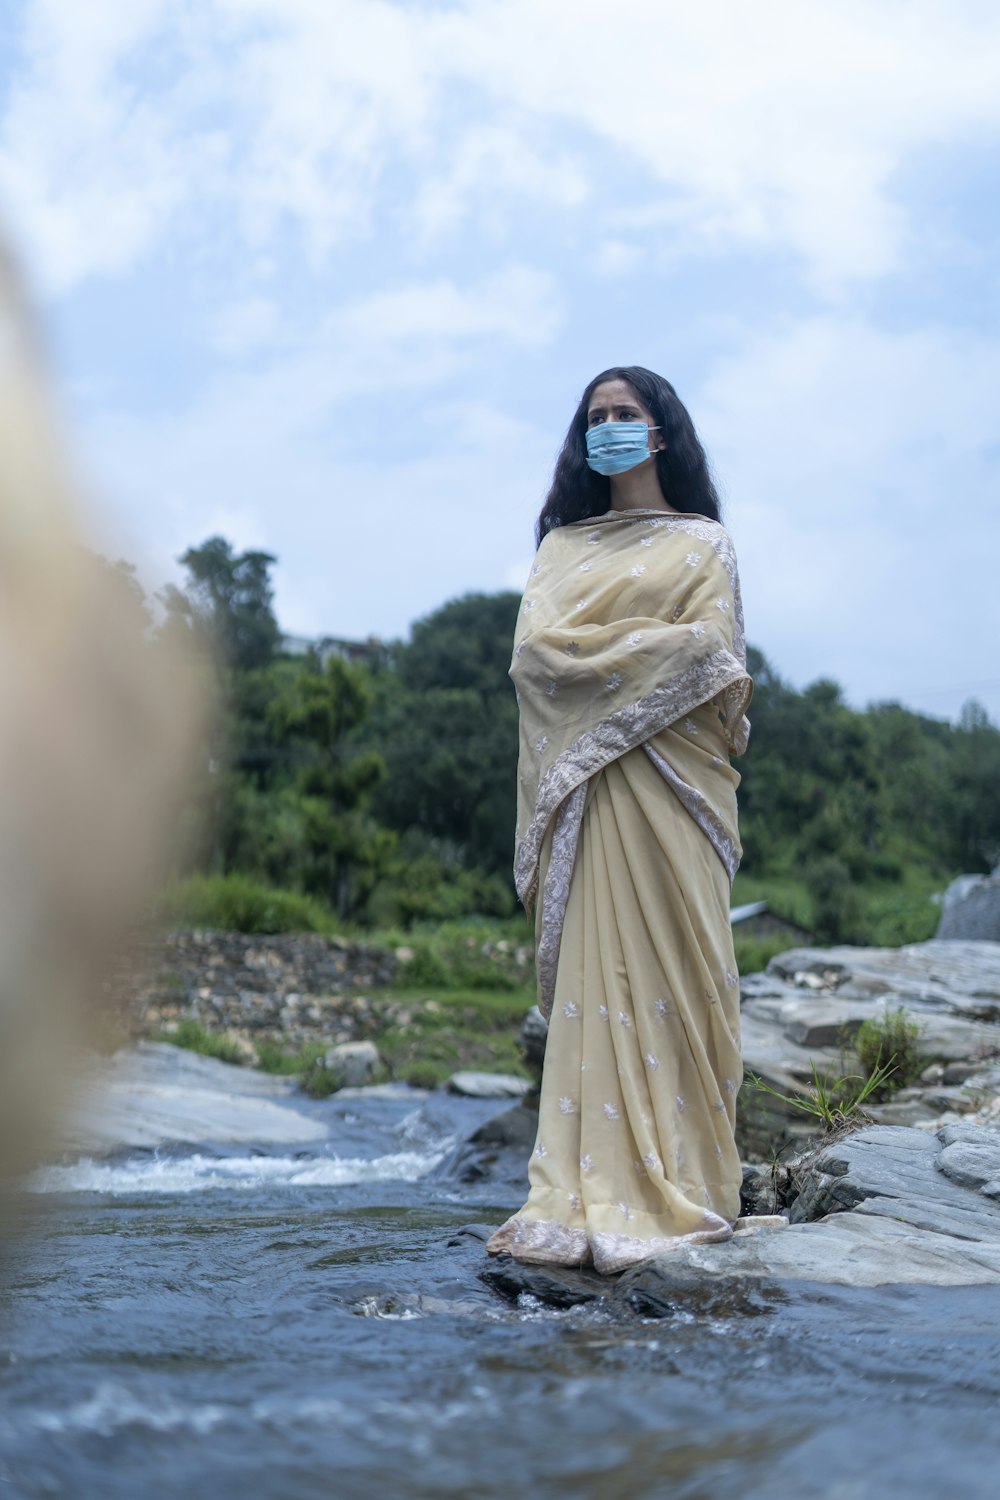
[{"xmin": 515, "ymin": 647, "xmax": 750, "ymax": 912}]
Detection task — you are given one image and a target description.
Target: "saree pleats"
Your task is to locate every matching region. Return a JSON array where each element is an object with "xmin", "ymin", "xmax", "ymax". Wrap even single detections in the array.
[{"xmin": 488, "ymin": 720, "xmax": 744, "ymax": 1275}]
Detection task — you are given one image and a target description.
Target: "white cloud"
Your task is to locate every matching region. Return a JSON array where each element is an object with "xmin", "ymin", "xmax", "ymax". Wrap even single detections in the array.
[
  {"xmin": 695, "ymin": 313, "xmax": 1000, "ymax": 716},
  {"xmin": 211, "ymin": 296, "xmax": 282, "ymax": 357},
  {"xmin": 3, "ymin": 0, "xmax": 999, "ymax": 296},
  {"xmin": 432, "ymin": 0, "xmax": 1000, "ymax": 291}
]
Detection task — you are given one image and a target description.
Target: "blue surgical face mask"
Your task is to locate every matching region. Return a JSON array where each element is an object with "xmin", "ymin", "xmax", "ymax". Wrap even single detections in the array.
[{"xmin": 585, "ymin": 421, "xmax": 660, "ymax": 476}]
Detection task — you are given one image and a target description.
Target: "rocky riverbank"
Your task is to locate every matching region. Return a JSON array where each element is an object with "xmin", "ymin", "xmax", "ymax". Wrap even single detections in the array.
[{"xmin": 738, "ymin": 938, "xmax": 1000, "ymax": 1155}]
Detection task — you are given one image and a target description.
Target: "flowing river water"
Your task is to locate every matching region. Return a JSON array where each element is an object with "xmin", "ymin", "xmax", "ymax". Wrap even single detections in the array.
[{"xmin": 2, "ymin": 1080, "xmax": 1000, "ymax": 1499}]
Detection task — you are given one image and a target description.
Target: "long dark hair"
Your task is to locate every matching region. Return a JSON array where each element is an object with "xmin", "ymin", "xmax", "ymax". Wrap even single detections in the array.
[{"xmin": 535, "ymin": 365, "xmax": 721, "ymax": 546}]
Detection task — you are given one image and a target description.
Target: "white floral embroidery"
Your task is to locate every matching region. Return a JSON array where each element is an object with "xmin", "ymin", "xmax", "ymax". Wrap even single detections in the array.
[
  {"xmin": 725, "ymin": 972, "xmax": 739, "ymax": 988},
  {"xmin": 564, "ymin": 641, "xmax": 579, "ymax": 657},
  {"xmin": 715, "ymin": 597, "xmax": 731, "ymax": 613},
  {"xmin": 630, "ymin": 564, "xmax": 647, "ymax": 579},
  {"xmin": 559, "ymin": 1096, "xmax": 577, "ymax": 1115},
  {"xmin": 671, "ymin": 603, "xmax": 683, "ymax": 622},
  {"xmin": 535, "ymin": 734, "xmax": 549, "ymax": 753},
  {"xmin": 625, "ymin": 631, "xmax": 643, "ymax": 647},
  {"xmin": 644, "ymin": 1052, "xmax": 660, "ymax": 1071},
  {"xmin": 545, "ymin": 679, "xmax": 559, "ymax": 697},
  {"xmin": 685, "ymin": 551, "xmax": 702, "ymax": 567},
  {"xmin": 598, "ymin": 1004, "xmax": 609, "ymax": 1022},
  {"xmin": 574, "ymin": 598, "xmax": 588, "ymax": 611},
  {"xmin": 568, "ymin": 1191, "xmax": 581, "ymax": 1210},
  {"xmin": 654, "ymin": 998, "xmax": 671, "ymax": 1018},
  {"xmin": 724, "ymin": 1077, "xmax": 738, "ymax": 1094},
  {"xmin": 587, "ymin": 530, "xmax": 601, "ymax": 544},
  {"xmin": 580, "ymin": 1154, "xmax": 595, "ymax": 1174},
  {"xmin": 579, "ymin": 561, "xmax": 593, "ymax": 572},
  {"xmin": 524, "ymin": 598, "xmax": 536, "ymax": 612},
  {"xmin": 640, "ymin": 535, "xmax": 655, "ymax": 548},
  {"xmin": 643, "ymin": 1152, "xmax": 661, "ymax": 1171},
  {"xmin": 690, "ymin": 621, "xmax": 706, "ymax": 639},
  {"xmin": 712, "ymin": 1099, "xmax": 726, "ymax": 1113},
  {"xmin": 530, "ymin": 564, "xmax": 541, "ymax": 578},
  {"xmin": 603, "ymin": 1102, "xmax": 620, "ymax": 1122},
  {"xmin": 562, "ymin": 1000, "xmax": 579, "ymax": 1019},
  {"xmin": 633, "ymin": 1159, "xmax": 647, "ymax": 1176},
  {"xmin": 676, "ymin": 1094, "xmax": 688, "ymax": 1113},
  {"xmin": 534, "ymin": 1141, "xmax": 548, "ymax": 1158},
  {"xmin": 617, "ymin": 1010, "xmax": 631, "ymax": 1028},
  {"xmin": 619, "ymin": 1203, "xmax": 634, "ymax": 1222},
  {"xmin": 606, "ymin": 672, "xmax": 622, "ymax": 692},
  {"xmin": 684, "ymin": 716, "xmax": 699, "ymax": 735}
]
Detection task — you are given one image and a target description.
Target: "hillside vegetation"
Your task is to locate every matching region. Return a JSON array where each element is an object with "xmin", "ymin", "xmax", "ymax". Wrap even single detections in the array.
[{"xmin": 143, "ymin": 537, "xmax": 1000, "ymax": 953}]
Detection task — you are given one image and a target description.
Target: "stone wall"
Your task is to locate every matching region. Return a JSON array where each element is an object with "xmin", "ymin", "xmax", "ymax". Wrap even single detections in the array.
[{"xmin": 111, "ymin": 930, "xmax": 400, "ymax": 1048}]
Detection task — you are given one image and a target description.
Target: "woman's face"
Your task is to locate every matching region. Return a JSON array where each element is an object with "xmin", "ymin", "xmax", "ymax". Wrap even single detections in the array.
[{"xmin": 585, "ymin": 379, "xmax": 664, "ymax": 456}]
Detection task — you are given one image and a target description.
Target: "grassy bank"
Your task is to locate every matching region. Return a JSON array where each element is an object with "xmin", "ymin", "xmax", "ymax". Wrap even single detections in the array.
[{"xmin": 153, "ymin": 869, "xmax": 945, "ymax": 1094}]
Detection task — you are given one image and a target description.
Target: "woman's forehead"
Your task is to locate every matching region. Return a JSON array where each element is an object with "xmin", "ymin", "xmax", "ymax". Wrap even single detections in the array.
[{"xmin": 588, "ymin": 378, "xmax": 643, "ymax": 409}]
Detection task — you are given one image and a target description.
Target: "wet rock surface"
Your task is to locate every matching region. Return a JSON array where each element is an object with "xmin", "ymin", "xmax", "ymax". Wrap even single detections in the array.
[
  {"xmin": 63, "ymin": 1042, "xmax": 330, "ymax": 1152},
  {"xmin": 481, "ymin": 1123, "xmax": 1000, "ymax": 1306}
]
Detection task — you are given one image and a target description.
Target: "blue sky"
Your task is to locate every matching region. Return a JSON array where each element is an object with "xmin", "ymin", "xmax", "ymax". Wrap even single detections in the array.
[{"xmin": 1, "ymin": 0, "xmax": 999, "ymax": 722}]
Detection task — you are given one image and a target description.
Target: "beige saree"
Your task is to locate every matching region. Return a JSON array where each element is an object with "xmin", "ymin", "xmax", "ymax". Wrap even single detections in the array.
[{"xmin": 486, "ymin": 508, "xmax": 752, "ymax": 1275}]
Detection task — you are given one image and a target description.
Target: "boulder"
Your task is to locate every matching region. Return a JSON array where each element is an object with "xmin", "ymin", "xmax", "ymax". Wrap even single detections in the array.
[
  {"xmin": 323, "ymin": 1040, "xmax": 380, "ymax": 1088},
  {"xmin": 937, "ymin": 868, "xmax": 1000, "ymax": 941},
  {"xmin": 519, "ymin": 1007, "xmax": 548, "ymax": 1076},
  {"xmin": 440, "ymin": 1102, "xmax": 539, "ymax": 1185}
]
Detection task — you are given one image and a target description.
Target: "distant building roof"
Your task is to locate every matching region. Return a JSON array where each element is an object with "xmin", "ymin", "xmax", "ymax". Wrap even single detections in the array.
[
  {"xmin": 730, "ymin": 900, "xmax": 770, "ymax": 925},
  {"xmin": 280, "ymin": 633, "xmax": 388, "ymax": 666}
]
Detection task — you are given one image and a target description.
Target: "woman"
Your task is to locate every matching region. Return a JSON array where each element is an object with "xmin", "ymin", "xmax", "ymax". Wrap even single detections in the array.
[{"xmin": 486, "ymin": 366, "xmax": 752, "ymax": 1276}]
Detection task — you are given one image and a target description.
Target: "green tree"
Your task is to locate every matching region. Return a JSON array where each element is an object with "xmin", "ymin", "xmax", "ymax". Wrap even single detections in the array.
[
  {"xmin": 269, "ymin": 653, "xmax": 390, "ymax": 919},
  {"xmin": 365, "ymin": 592, "xmax": 521, "ymax": 878},
  {"xmin": 162, "ymin": 535, "xmax": 280, "ymax": 672}
]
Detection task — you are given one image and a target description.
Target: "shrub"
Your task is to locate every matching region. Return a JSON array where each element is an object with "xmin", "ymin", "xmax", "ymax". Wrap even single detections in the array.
[{"xmin": 158, "ymin": 873, "xmax": 334, "ymax": 934}]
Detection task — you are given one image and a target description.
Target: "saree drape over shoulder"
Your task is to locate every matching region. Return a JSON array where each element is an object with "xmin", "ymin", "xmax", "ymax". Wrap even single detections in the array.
[{"xmin": 487, "ymin": 509, "xmax": 752, "ymax": 1276}]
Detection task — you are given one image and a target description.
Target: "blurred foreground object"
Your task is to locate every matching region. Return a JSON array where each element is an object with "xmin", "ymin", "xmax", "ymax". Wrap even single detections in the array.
[{"xmin": 0, "ymin": 241, "xmax": 202, "ymax": 1199}]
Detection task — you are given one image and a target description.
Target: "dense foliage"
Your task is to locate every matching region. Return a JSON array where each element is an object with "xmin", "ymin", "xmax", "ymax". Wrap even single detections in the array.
[{"xmin": 147, "ymin": 537, "xmax": 1000, "ymax": 944}]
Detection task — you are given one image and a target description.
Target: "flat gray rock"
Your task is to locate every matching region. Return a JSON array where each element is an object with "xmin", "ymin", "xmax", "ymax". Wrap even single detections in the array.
[
  {"xmin": 740, "ymin": 940, "xmax": 1000, "ymax": 1146},
  {"xmin": 63, "ymin": 1042, "xmax": 329, "ymax": 1152},
  {"xmin": 447, "ymin": 1071, "xmax": 530, "ymax": 1099}
]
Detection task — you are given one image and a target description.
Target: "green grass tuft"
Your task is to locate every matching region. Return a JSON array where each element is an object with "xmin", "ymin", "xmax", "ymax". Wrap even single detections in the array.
[{"xmin": 158, "ymin": 1019, "xmax": 248, "ymax": 1067}]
